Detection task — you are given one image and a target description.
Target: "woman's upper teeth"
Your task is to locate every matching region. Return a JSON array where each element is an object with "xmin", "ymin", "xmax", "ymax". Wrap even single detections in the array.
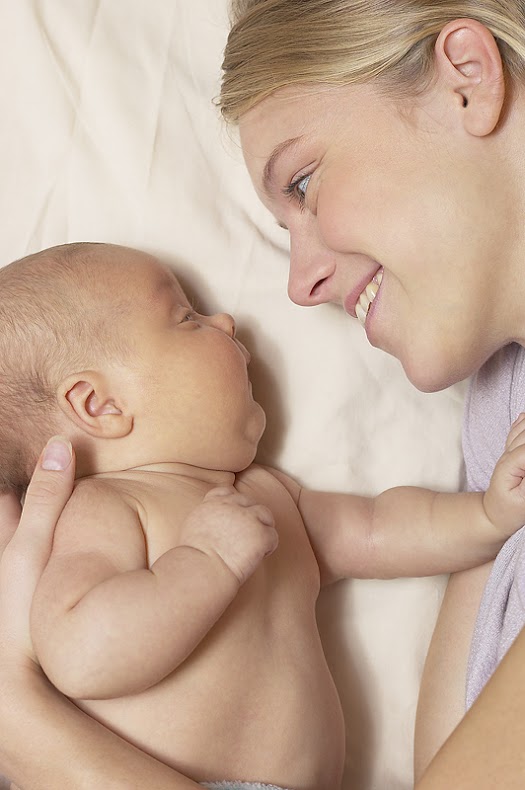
[{"xmin": 356, "ymin": 269, "xmax": 383, "ymax": 327}]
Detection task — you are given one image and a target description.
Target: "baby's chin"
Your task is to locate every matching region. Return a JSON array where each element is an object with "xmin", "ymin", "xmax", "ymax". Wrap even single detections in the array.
[
  {"xmin": 253, "ymin": 403, "xmax": 267, "ymax": 445},
  {"xmin": 235, "ymin": 411, "xmax": 268, "ymax": 471}
]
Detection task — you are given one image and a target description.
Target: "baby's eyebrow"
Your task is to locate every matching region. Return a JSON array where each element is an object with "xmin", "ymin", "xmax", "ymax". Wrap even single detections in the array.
[
  {"xmin": 152, "ymin": 278, "xmax": 171, "ymax": 298},
  {"xmin": 143, "ymin": 273, "xmax": 177, "ymax": 310}
]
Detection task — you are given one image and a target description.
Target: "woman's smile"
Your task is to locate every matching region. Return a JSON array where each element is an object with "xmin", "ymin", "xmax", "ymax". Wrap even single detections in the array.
[{"xmin": 351, "ymin": 268, "xmax": 383, "ymax": 327}]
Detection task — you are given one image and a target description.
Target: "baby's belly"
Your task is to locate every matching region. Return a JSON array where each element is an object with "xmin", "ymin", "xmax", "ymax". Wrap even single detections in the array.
[{"xmin": 80, "ymin": 602, "xmax": 345, "ymax": 790}]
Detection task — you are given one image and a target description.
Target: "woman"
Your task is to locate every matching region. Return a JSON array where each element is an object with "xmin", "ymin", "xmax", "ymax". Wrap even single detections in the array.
[
  {"xmin": 220, "ymin": 0, "xmax": 525, "ymax": 781},
  {"xmin": 1, "ymin": 1, "xmax": 525, "ymax": 787}
]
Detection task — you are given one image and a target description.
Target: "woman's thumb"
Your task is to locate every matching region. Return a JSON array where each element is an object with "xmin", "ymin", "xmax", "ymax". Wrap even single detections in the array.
[
  {"xmin": 0, "ymin": 493, "xmax": 22, "ymax": 556},
  {"xmin": 10, "ymin": 436, "xmax": 75, "ymax": 563}
]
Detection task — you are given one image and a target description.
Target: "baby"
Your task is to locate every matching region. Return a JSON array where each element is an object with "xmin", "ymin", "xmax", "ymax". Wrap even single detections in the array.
[{"xmin": 2, "ymin": 242, "xmax": 525, "ymax": 790}]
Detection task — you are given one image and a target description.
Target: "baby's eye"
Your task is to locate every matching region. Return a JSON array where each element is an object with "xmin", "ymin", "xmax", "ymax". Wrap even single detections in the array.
[{"xmin": 180, "ymin": 309, "xmax": 196, "ymax": 323}]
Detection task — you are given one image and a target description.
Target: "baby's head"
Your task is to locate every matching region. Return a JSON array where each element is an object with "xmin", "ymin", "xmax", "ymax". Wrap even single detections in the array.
[{"xmin": 0, "ymin": 243, "xmax": 265, "ymax": 494}]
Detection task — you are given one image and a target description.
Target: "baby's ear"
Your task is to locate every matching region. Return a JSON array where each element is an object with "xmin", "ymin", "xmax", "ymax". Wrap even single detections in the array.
[{"xmin": 57, "ymin": 371, "xmax": 133, "ymax": 438}]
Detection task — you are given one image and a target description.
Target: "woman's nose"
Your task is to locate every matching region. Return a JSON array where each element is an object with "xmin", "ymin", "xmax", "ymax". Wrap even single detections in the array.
[
  {"xmin": 208, "ymin": 312, "xmax": 236, "ymax": 337},
  {"xmin": 287, "ymin": 235, "xmax": 336, "ymax": 307}
]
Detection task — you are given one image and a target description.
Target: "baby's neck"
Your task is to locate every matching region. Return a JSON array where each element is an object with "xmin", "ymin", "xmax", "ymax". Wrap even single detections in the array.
[{"xmin": 81, "ymin": 461, "xmax": 237, "ymax": 489}]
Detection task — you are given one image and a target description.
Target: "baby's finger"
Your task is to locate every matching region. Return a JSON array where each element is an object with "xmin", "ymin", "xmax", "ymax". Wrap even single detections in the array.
[
  {"xmin": 203, "ymin": 487, "xmax": 256, "ymax": 509},
  {"xmin": 203, "ymin": 486, "xmax": 238, "ymax": 500},
  {"xmin": 506, "ymin": 417, "xmax": 525, "ymax": 452},
  {"xmin": 506, "ymin": 413, "xmax": 525, "ymax": 449},
  {"xmin": 0, "ymin": 491, "xmax": 22, "ymax": 558},
  {"xmin": 501, "ymin": 444, "xmax": 525, "ymax": 491},
  {"xmin": 251, "ymin": 504, "xmax": 275, "ymax": 528}
]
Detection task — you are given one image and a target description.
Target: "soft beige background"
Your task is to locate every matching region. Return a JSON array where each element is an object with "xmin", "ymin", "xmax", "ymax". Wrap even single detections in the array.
[{"xmin": 0, "ymin": 2, "xmax": 466, "ymax": 788}]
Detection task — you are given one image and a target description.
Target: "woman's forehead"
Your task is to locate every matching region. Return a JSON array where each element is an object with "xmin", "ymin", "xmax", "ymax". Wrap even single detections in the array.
[
  {"xmin": 239, "ymin": 82, "xmax": 373, "ymax": 189},
  {"xmin": 240, "ymin": 82, "xmax": 376, "ymax": 151}
]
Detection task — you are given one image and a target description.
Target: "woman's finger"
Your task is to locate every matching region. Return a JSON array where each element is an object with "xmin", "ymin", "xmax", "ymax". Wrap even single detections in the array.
[
  {"xmin": 0, "ymin": 437, "xmax": 75, "ymax": 659},
  {"xmin": 7, "ymin": 437, "xmax": 75, "ymax": 565},
  {"xmin": 0, "ymin": 492, "xmax": 22, "ymax": 557}
]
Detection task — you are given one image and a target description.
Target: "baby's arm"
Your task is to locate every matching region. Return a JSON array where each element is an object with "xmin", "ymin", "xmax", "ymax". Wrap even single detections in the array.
[
  {"xmin": 295, "ymin": 415, "xmax": 525, "ymax": 584},
  {"xmin": 31, "ymin": 482, "xmax": 277, "ymax": 700}
]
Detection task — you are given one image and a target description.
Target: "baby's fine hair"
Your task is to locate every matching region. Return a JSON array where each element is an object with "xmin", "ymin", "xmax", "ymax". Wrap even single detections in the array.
[
  {"xmin": 220, "ymin": 0, "xmax": 525, "ymax": 122},
  {"xmin": 0, "ymin": 242, "xmax": 128, "ymax": 495}
]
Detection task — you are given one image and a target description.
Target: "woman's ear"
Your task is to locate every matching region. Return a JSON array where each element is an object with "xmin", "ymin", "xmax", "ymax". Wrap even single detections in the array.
[
  {"xmin": 434, "ymin": 18, "xmax": 505, "ymax": 136},
  {"xmin": 57, "ymin": 371, "xmax": 133, "ymax": 438}
]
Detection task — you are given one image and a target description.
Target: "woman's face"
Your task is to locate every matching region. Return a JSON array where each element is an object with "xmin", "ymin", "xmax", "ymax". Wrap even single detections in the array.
[{"xmin": 240, "ymin": 82, "xmax": 519, "ymax": 392}]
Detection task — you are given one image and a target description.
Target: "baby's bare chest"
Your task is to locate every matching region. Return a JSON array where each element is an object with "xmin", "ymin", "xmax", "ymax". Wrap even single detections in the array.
[{"xmin": 138, "ymin": 467, "xmax": 319, "ymax": 593}]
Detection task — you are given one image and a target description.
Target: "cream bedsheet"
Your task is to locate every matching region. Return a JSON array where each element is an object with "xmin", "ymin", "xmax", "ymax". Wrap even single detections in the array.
[{"xmin": 0, "ymin": 2, "xmax": 467, "ymax": 788}]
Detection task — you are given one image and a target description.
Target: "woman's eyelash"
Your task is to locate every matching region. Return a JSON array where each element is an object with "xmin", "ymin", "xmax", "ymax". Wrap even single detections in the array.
[{"xmin": 282, "ymin": 173, "xmax": 311, "ymax": 210}]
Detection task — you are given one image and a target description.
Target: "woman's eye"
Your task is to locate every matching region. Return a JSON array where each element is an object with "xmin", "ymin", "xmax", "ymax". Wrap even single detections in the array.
[
  {"xmin": 283, "ymin": 172, "xmax": 312, "ymax": 209},
  {"xmin": 296, "ymin": 174, "xmax": 311, "ymax": 198}
]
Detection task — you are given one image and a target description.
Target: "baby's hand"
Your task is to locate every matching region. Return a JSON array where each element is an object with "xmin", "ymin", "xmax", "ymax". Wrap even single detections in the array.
[
  {"xmin": 483, "ymin": 414, "xmax": 525, "ymax": 537},
  {"xmin": 179, "ymin": 486, "xmax": 278, "ymax": 585}
]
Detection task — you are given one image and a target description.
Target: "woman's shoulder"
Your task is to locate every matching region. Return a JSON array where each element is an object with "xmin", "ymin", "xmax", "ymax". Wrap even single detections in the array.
[{"xmin": 463, "ymin": 343, "xmax": 525, "ymax": 491}]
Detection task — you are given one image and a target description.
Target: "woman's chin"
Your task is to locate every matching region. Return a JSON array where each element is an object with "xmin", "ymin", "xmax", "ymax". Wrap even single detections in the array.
[{"xmin": 402, "ymin": 355, "xmax": 469, "ymax": 394}]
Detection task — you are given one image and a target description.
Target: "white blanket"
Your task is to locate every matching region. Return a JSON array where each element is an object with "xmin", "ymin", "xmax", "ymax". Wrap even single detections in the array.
[{"xmin": 0, "ymin": 2, "xmax": 466, "ymax": 788}]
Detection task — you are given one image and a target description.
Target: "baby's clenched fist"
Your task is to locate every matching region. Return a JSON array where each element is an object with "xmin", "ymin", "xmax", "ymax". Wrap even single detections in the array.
[
  {"xmin": 483, "ymin": 413, "xmax": 525, "ymax": 537},
  {"xmin": 179, "ymin": 486, "xmax": 278, "ymax": 584}
]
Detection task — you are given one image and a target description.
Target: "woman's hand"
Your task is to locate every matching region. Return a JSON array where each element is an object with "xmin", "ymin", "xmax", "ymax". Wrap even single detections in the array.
[{"xmin": 0, "ymin": 437, "xmax": 75, "ymax": 669}]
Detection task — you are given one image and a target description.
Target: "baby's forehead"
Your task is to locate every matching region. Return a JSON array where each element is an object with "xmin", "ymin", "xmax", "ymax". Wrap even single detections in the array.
[
  {"xmin": 98, "ymin": 254, "xmax": 188, "ymax": 303},
  {"xmin": 145, "ymin": 261, "xmax": 189, "ymax": 303}
]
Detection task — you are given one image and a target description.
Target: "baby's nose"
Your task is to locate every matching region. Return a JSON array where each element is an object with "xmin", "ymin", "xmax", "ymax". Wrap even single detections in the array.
[{"xmin": 211, "ymin": 312, "xmax": 236, "ymax": 337}]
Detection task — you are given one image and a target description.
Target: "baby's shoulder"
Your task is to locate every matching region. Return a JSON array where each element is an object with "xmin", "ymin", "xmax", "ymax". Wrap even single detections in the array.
[
  {"xmin": 69, "ymin": 475, "xmax": 133, "ymax": 507},
  {"xmin": 236, "ymin": 463, "xmax": 301, "ymax": 504},
  {"xmin": 70, "ymin": 475, "xmax": 142, "ymax": 518},
  {"xmin": 53, "ymin": 476, "xmax": 145, "ymax": 561}
]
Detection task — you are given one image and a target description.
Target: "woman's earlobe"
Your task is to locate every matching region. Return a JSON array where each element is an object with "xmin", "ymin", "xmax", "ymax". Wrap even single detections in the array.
[
  {"xmin": 436, "ymin": 19, "xmax": 505, "ymax": 136},
  {"xmin": 58, "ymin": 374, "xmax": 133, "ymax": 438}
]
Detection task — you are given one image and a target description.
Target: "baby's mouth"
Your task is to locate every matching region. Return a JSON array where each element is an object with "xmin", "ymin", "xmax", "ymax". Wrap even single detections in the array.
[{"xmin": 356, "ymin": 269, "xmax": 383, "ymax": 327}]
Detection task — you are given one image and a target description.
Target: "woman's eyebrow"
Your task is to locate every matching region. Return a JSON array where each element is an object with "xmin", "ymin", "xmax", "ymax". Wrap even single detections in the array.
[{"xmin": 263, "ymin": 136, "xmax": 304, "ymax": 196}]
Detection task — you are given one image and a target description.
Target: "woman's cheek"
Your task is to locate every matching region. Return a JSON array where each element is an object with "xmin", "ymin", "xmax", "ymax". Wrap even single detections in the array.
[{"xmin": 316, "ymin": 183, "xmax": 357, "ymax": 253}]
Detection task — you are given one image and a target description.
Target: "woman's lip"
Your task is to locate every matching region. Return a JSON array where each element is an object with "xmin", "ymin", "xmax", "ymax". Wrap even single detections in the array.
[{"xmin": 343, "ymin": 265, "xmax": 383, "ymax": 318}]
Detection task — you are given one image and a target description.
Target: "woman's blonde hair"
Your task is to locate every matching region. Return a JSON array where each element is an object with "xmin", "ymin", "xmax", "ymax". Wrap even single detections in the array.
[{"xmin": 220, "ymin": 0, "xmax": 525, "ymax": 122}]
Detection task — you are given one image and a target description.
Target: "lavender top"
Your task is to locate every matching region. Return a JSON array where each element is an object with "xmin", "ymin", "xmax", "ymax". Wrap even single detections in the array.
[{"xmin": 464, "ymin": 343, "xmax": 525, "ymax": 709}]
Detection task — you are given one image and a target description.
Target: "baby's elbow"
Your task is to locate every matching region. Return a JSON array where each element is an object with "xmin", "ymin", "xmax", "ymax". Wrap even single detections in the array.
[
  {"xmin": 37, "ymin": 643, "xmax": 105, "ymax": 700},
  {"xmin": 32, "ymin": 623, "xmax": 111, "ymax": 700},
  {"xmin": 48, "ymin": 666, "xmax": 99, "ymax": 701}
]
